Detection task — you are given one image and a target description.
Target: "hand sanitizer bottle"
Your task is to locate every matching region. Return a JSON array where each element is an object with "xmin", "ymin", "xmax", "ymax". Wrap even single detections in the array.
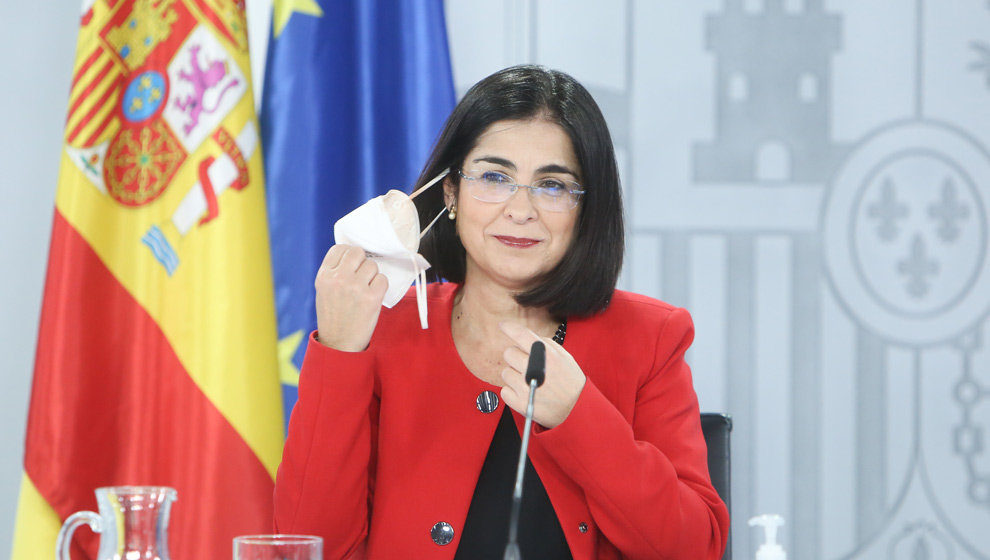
[{"xmin": 748, "ymin": 514, "xmax": 786, "ymax": 560}]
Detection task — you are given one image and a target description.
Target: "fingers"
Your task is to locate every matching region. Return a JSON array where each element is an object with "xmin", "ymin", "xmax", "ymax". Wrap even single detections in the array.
[
  {"xmin": 330, "ymin": 244, "xmax": 367, "ymax": 273},
  {"xmin": 502, "ymin": 344, "xmax": 529, "ymax": 374},
  {"xmin": 313, "ymin": 244, "xmax": 388, "ymax": 352},
  {"xmin": 499, "ymin": 321, "xmax": 543, "ymax": 352},
  {"xmin": 319, "ymin": 245, "xmax": 382, "ymax": 287},
  {"xmin": 369, "ymin": 272, "xmax": 389, "ymax": 298},
  {"xmin": 497, "ymin": 320, "xmax": 585, "ymax": 429},
  {"xmin": 499, "ymin": 367, "xmax": 529, "ymax": 412},
  {"xmin": 355, "ymin": 257, "xmax": 381, "ymax": 285},
  {"xmin": 500, "ymin": 321, "xmax": 558, "ymax": 375},
  {"xmin": 500, "ymin": 366, "xmax": 527, "ymax": 392},
  {"xmin": 321, "ymin": 244, "xmax": 349, "ymax": 269}
]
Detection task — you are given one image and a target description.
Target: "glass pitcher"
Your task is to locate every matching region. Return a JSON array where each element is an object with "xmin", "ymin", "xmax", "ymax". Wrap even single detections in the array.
[{"xmin": 55, "ymin": 486, "xmax": 177, "ymax": 560}]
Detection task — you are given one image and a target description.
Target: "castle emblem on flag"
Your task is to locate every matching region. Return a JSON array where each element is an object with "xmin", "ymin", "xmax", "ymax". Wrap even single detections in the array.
[{"xmin": 104, "ymin": 0, "xmax": 179, "ymax": 70}]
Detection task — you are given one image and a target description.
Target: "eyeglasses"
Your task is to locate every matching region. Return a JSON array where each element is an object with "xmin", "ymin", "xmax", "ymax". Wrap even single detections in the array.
[{"xmin": 457, "ymin": 169, "xmax": 585, "ymax": 212}]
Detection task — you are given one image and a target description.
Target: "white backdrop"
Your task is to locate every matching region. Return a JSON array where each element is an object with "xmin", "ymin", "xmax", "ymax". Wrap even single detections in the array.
[
  {"xmin": 3, "ymin": 1, "xmax": 989, "ymax": 559},
  {"xmin": 0, "ymin": 2, "xmax": 77, "ymax": 554}
]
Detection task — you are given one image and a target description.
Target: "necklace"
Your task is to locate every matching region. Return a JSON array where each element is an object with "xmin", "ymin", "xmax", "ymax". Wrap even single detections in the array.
[{"xmin": 552, "ymin": 319, "xmax": 567, "ymax": 345}]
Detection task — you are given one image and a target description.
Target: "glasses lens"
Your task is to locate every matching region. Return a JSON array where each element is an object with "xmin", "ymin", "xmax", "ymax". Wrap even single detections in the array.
[
  {"xmin": 531, "ymin": 179, "xmax": 583, "ymax": 212},
  {"xmin": 460, "ymin": 169, "xmax": 583, "ymax": 211},
  {"xmin": 463, "ymin": 169, "xmax": 514, "ymax": 202}
]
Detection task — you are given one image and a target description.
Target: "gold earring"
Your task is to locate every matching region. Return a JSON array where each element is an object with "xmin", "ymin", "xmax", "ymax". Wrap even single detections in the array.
[{"xmin": 448, "ymin": 204, "xmax": 456, "ymax": 220}]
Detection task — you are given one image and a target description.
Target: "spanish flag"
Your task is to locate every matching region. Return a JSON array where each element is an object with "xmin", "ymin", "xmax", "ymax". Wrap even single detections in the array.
[{"xmin": 11, "ymin": 1, "xmax": 283, "ymax": 558}]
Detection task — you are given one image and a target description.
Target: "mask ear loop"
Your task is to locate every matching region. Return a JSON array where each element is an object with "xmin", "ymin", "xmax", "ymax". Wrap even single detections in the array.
[
  {"xmin": 413, "ymin": 254, "xmax": 428, "ymax": 329},
  {"xmin": 407, "ymin": 168, "xmax": 449, "ymax": 329},
  {"xmin": 414, "ymin": 207, "xmax": 443, "ymax": 328},
  {"xmin": 419, "ymin": 206, "xmax": 448, "ymax": 239},
  {"xmin": 409, "ymin": 168, "xmax": 449, "ymax": 200},
  {"xmin": 414, "ymin": 168, "xmax": 451, "ymax": 239}
]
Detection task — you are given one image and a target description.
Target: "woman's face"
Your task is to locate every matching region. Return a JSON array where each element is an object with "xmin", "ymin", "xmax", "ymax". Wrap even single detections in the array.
[{"xmin": 446, "ymin": 118, "xmax": 581, "ymax": 292}]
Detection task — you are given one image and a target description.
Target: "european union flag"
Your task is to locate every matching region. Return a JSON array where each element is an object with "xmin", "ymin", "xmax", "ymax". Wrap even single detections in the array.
[{"xmin": 260, "ymin": 0, "xmax": 456, "ymax": 419}]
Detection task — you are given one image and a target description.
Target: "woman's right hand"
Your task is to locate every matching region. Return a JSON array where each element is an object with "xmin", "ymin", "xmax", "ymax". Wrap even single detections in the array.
[{"xmin": 314, "ymin": 244, "xmax": 389, "ymax": 352}]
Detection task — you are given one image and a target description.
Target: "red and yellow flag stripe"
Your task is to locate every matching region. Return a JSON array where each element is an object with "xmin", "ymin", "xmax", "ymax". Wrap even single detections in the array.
[{"xmin": 13, "ymin": 0, "xmax": 283, "ymax": 557}]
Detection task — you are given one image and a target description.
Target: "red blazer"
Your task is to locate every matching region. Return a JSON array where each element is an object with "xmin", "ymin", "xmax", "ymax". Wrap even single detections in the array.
[{"xmin": 274, "ymin": 283, "xmax": 729, "ymax": 560}]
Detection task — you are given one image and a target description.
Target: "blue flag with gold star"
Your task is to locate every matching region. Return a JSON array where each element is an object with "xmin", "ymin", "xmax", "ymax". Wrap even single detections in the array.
[{"xmin": 260, "ymin": 0, "xmax": 455, "ymax": 419}]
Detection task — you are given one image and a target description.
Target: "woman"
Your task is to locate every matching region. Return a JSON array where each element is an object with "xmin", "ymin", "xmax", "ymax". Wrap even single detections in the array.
[{"xmin": 274, "ymin": 66, "xmax": 729, "ymax": 560}]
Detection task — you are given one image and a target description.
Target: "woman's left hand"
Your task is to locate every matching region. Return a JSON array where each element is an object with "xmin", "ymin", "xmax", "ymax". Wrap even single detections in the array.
[{"xmin": 498, "ymin": 321, "xmax": 586, "ymax": 429}]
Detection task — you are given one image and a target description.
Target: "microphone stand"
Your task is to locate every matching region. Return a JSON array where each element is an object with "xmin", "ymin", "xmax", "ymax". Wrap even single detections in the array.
[{"xmin": 504, "ymin": 341, "xmax": 546, "ymax": 560}]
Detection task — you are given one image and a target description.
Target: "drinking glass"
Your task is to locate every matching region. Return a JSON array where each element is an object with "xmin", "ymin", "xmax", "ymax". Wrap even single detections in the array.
[{"xmin": 232, "ymin": 535, "xmax": 322, "ymax": 560}]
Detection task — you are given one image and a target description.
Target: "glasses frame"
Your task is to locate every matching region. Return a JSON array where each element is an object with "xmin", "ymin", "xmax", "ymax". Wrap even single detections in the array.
[{"xmin": 456, "ymin": 168, "xmax": 585, "ymax": 212}]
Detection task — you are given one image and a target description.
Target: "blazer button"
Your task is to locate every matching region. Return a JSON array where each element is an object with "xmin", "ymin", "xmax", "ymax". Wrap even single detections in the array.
[
  {"xmin": 476, "ymin": 390, "xmax": 499, "ymax": 413},
  {"xmin": 431, "ymin": 521, "xmax": 455, "ymax": 545},
  {"xmin": 578, "ymin": 522, "xmax": 589, "ymax": 533}
]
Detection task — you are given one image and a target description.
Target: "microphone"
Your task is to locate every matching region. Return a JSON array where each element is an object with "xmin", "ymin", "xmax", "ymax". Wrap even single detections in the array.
[
  {"xmin": 525, "ymin": 341, "xmax": 546, "ymax": 387},
  {"xmin": 504, "ymin": 341, "xmax": 546, "ymax": 560}
]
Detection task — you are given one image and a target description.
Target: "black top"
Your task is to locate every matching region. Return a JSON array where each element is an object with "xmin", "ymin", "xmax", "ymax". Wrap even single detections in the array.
[{"xmin": 454, "ymin": 406, "xmax": 573, "ymax": 559}]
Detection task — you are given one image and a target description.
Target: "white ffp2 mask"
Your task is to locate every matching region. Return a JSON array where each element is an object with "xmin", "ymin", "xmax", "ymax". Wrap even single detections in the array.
[{"xmin": 332, "ymin": 169, "xmax": 449, "ymax": 329}]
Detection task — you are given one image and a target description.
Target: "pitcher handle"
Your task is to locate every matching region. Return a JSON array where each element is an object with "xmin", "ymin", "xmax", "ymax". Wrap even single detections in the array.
[{"xmin": 55, "ymin": 511, "xmax": 102, "ymax": 560}]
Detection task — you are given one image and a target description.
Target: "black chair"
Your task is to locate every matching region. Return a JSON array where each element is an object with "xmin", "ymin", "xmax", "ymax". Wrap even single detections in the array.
[{"xmin": 701, "ymin": 412, "xmax": 732, "ymax": 560}]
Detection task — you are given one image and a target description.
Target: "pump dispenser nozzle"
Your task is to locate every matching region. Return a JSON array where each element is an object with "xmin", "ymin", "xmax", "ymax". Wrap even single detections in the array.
[{"xmin": 748, "ymin": 514, "xmax": 786, "ymax": 560}]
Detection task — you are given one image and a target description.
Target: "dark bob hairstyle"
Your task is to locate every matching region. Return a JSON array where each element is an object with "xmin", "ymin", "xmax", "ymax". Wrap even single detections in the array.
[{"xmin": 414, "ymin": 65, "xmax": 623, "ymax": 318}]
